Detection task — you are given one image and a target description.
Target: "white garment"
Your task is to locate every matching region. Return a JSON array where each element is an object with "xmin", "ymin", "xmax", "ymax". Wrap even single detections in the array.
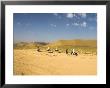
[
  {"xmin": 72, "ymin": 49, "xmax": 75, "ymax": 53},
  {"xmin": 55, "ymin": 48, "xmax": 58, "ymax": 50},
  {"xmin": 47, "ymin": 47, "xmax": 50, "ymax": 50}
]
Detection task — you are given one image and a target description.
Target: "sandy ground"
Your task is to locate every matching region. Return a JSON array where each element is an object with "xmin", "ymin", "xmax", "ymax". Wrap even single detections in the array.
[{"xmin": 14, "ymin": 49, "xmax": 97, "ymax": 75}]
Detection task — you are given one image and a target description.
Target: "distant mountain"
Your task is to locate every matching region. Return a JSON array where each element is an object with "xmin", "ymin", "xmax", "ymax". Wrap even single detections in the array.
[
  {"xmin": 14, "ymin": 42, "xmax": 48, "ymax": 49},
  {"xmin": 47, "ymin": 40, "xmax": 97, "ymax": 47},
  {"xmin": 14, "ymin": 40, "xmax": 97, "ymax": 49}
]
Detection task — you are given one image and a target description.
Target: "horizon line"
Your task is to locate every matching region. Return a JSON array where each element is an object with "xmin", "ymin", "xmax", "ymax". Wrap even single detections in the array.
[{"xmin": 14, "ymin": 39, "xmax": 97, "ymax": 43}]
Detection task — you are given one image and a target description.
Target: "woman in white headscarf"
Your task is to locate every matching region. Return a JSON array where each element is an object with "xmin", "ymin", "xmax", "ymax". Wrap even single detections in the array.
[
  {"xmin": 71, "ymin": 48, "xmax": 75, "ymax": 55},
  {"xmin": 55, "ymin": 47, "xmax": 58, "ymax": 51},
  {"xmin": 72, "ymin": 49, "xmax": 75, "ymax": 54},
  {"xmin": 47, "ymin": 47, "xmax": 50, "ymax": 51}
]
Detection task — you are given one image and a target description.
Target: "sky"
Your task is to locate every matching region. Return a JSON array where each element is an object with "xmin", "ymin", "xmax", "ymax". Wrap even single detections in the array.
[{"xmin": 13, "ymin": 13, "xmax": 97, "ymax": 43}]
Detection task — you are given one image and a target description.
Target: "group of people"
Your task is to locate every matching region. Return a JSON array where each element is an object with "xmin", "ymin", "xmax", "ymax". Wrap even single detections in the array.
[
  {"xmin": 46, "ymin": 47, "xmax": 61, "ymax": 53},
  {"xmin": 66, "ymin": 49, "xmax": 78, "ymax": 56},
  {"xmin": 37, "ymin": 47, "xmax": 78, "ymax": 56}
]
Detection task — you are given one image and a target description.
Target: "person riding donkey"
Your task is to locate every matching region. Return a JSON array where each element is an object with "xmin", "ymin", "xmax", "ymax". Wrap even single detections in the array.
[{"xmin": 71, "ymin": 49, "xmax": 78, "ymax": 56}]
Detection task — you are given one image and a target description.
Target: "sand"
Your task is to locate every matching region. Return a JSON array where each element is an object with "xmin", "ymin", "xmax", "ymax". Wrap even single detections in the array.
[{"xmin": 14, "ymin": 49, "xmax": 97, "ymax": 75}]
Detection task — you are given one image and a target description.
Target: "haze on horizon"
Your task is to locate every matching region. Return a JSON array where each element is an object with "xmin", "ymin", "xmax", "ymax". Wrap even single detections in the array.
[{"xmin": 14, "ymin": 13, "xmax": 97, "ymax": 43}]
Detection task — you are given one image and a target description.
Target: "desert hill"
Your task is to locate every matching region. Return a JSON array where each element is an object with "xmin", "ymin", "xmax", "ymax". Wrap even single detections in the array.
[
  {"xmin": 47, "ymin": 40, "xmax": 97, "ymax": 47},
  {"xmin": 14, "ymin": 42, "xmax": 48, "ymax": 49},
  {"xmin": 14, "ymin": 40, "xmax": 97, "ymax": 49}
]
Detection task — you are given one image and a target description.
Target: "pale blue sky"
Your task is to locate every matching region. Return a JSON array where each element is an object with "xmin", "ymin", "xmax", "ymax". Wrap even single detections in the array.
[{"xmin": 13, "ymin": 13, "xmax": 97, "ymax": 43}]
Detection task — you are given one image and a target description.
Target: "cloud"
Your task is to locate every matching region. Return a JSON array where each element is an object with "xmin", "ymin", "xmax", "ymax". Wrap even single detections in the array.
[
  {"xmin": 54, "ymin": 25, "xmax": 56, "ymax": 27},
  {"xmin": 81, "ymin": 13, "xmax": 86, "ymax": 18},
  {"xmin": 50, "ymin": 24, "xmax": 56, "ymax": 27},
  {"xmin": 81, "ymin": 22, "xmax": 87, "ymax": 27},
  {"xmin": 66, "ymin": 13, "xmax": 73, "ymax": 18},
  {"xmin": 53, "ymin": 13, "xmax": 58, "ymax": 16},
  {"xmin": 78, "ymin": 13, "xmax": 86, "ymax": 18},
  {"xmin": 66, "ymin": 23, "xmax": 70, "ymax": 26},
  {"xmin": 53, "ymin": 13, "xmax": 62, "ymax": 19},
  {"xmin": 72, "ymin": 21, "xmax": 87, "ymax": 28},
  {"xmin": 72, "ymin": 23, "xmax": 79, "ymax": 26}
]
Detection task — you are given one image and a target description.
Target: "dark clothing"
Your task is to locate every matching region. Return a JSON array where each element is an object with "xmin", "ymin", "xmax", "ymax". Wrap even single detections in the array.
[{"xmin": 66, "ymin": 49, "xmax": 68, "ymax": 54}]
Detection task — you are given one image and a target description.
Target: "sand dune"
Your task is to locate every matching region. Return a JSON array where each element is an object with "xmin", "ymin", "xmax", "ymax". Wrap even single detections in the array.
[{"xmin": 14, "ymin": 49, "xmax": 97, "ymax": 75}]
